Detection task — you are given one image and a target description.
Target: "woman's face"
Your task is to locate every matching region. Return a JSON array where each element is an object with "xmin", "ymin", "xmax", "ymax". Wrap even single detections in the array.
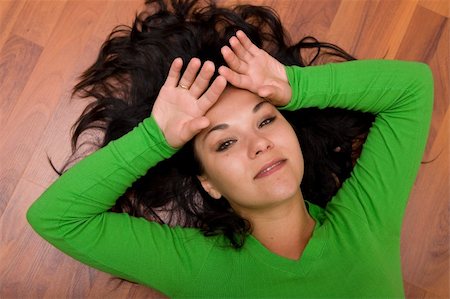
[{"xmin": 194, "ymin": 87, "xmax": 304, "ymax": 216}]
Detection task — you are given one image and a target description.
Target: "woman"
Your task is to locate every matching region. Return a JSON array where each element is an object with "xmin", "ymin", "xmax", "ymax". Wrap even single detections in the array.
[{"xmin": 27, "ymin": 0, "xmax": 433, "ymax": 297}]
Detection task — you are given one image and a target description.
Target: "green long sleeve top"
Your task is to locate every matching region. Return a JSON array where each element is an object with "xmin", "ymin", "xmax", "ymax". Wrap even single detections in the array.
[{"xmin": 27, "ymin": 60, "xmax": 433, "ymax": 298}]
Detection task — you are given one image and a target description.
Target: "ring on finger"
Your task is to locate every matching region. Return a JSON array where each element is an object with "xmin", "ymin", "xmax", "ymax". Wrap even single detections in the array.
[{"xmin": 178, "ymin": 83, "xmax": 189, "ymax": 90}]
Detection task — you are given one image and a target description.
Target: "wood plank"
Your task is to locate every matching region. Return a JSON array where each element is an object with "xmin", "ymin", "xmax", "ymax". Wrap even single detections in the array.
[
  {"xmin": 404, "ymin": 280, "xmax": 449, "ymax": 299},
  {"xmin": 420, "ymin": 0, "xmax": 450, "ymax": 17},
  {"xmin": 14, "ymin": 2, "xmax": 164, "ymax": 297},
  {"xmin": 424, "ymin": 20, "xmax": 449, "ymax": 159},
  {"xmin": 0, "ymin": 35, "xmax": 42, "ymax": 129},
  {"xmin": 401, "ymin": 109, "xmax": 450, "ymax": 297},
  {"xmin": 266, "ymin": 0, "xmax": 341, "ymax": 44},
  {"xmin": 22, "ymin": 0, "xmax": 143, "ymax": 189},
  {"xmin": 9, "ymin": 0, "xmax": 67, "ymax": 47},
  {"xmin": 0, "ymin": 1, "xmax": 26, "ymax": 50},
  {"xmin": 0, "ymin": 1, "xmax": 109, "ymax": 215},
  {"xmin": 327, "ymin": 0, "xmax": 382, "ymax": 55},
  {"xmin": 358, "ymin": 0, "xmax": 418, "ymax": 59},
  {"xmin": 397, "ymin": 5, "xmax": 448, "ymax": 157},
  {"xmin": 396, "ymin": 5, "xmax": 447, "ymax": 62},
  {"xmin": 0, "ymin": 35, "xmax": 42, "ymax": 216},
  {"xmin": 0, "ymin": 177, "xmax": 164, "ymax": 298},
  {"xmin": 328, "ymin": 0, "xmax": 420, "ymax": 59},
  {"xmin": 381, "ymin": 1, "xmax": 418, "ymax": 59},
  {"xmin": 0, "ymin": 179, "xmax": 48, "ymax": 298},
  {"xmin": 85, "ymin": 271, "xmax": 166, "ymax": 298}
]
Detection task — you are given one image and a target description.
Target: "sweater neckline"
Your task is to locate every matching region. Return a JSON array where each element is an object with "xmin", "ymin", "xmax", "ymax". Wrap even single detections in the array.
[{"xmin": 245, "ymin": 201, "xmax": 327, "ymax": 276}]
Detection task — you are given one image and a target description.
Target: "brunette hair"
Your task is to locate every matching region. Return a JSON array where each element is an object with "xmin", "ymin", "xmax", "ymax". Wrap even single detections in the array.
[{"xmin": 60, "ymin": 0, "xmax": 374, "ymax": 248}]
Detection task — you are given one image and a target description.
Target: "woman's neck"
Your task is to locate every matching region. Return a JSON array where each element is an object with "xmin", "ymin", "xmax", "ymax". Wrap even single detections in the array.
[{"xmin": 243, "ymin": 192, "xmax": 315, "ymax": 260}]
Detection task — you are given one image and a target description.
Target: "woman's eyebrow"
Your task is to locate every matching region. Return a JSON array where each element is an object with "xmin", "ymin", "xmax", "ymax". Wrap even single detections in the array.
[
  {"xmin": 203, "ymin": 124, "xmax": 229, "ymax": 141},
  {"xmin": 253, "ymin": 100, "xmax": 271, "ymax": 113}
]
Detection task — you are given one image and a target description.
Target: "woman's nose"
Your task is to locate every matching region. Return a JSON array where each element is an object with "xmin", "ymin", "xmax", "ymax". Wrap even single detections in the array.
[{"xmin": 249, "ymin": 134, "xmax": 274, "ymax": 158}]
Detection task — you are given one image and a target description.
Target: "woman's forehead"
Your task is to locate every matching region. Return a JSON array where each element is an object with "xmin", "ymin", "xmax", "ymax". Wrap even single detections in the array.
[{"xmin": 205, "ymin": 87, "xmax": 266, "ymax": 118}]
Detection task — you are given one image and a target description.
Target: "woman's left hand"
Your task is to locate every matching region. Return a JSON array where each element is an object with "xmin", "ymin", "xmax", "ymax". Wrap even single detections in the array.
[{"xmin": 218, "ymin": 30, "xmax": 292, "ymax": 106}]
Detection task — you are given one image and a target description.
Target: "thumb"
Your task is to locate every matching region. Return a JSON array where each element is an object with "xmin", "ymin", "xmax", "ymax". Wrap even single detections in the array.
[
  {"xmin": 258, "ymin": 85, "xmax": 291, "ymax": 106},
  {"xmin": 190, "ymin": 116, "xmax": 210, "ymax": 133},
  {"xmin": 257, "ymin": 85, "xmax": 280, "ymax": 102},
  {"xmin": 180, "ymin": 117, "xmax": 210, "ymax": 142}
]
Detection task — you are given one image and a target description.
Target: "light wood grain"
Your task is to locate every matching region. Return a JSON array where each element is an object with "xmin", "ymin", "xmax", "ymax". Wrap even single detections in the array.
[
  {"xmin": 420, "ymin": 0, "xmax": 450, "ymax": 17},
  {"xmin": 10, "ymin": 0, "xmax": 67, "ymax": 47},
  {"xmin": 0, "ymin": 1, "xmax": 26, "ymax": 51}
]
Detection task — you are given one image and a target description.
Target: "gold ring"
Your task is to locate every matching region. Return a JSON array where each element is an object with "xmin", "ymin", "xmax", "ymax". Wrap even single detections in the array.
[{"xmin": 179, "ymin": 83, "xmax": 189, "ymax": 89}]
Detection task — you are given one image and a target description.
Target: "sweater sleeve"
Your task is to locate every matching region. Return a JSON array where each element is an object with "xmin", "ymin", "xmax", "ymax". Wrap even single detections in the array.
[
  {"xmin": 26, "ymin": 116, "xmax": 216, "ymax": 296},
  {"xmin": 283, "ymin": 60, "xmax": 433, "ymax": 235}
]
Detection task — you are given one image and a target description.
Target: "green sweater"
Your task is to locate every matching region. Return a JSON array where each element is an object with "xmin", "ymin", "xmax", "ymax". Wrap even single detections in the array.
[{"xmin": 27, "ymin": 60, "xmax": 433, "ymax": 298}]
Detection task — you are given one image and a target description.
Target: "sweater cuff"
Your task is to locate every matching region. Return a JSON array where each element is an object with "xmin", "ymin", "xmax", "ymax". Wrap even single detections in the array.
[
  {"xmin": 110, "ymin": 116, "xmax": 179, "ymax": 174},
  {"xmin": 280, "ymin": 64, "xmax": 334, "ymax": 111},
  {"xmin": 278, "ymin": 65, "xmax": 302, "ymax": 111},
  {"xmin": 142, "ymin": 116, "xmax": 179, "ymax": 157}
]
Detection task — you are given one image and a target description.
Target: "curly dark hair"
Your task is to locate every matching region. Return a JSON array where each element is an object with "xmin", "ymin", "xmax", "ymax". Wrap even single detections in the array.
[{"xmin": 58, "ymin": 0, "xmax": 374, "ymax": 248}]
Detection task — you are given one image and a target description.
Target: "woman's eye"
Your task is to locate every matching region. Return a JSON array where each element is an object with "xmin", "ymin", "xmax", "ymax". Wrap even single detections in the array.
[
  {"xmin": 259, "ymin": 116, "xmax": 276, "ymax": 128},
  {"xmin": 216, "ymin": 140, "xmax": 236, "ymax": 152}
]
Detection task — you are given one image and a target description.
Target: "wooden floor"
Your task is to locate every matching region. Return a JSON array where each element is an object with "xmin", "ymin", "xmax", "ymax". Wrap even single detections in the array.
[{"xmin": 0, "ymin": 0, "xmax": 448, "ymax": 298}]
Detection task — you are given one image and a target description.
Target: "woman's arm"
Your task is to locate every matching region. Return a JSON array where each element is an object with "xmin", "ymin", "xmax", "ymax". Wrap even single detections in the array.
[
  {"xmin": 220, "ymin": 31, "xmax": 433, "ymax": 236},
  {"xmin": 285, "ymin": 60, "xmax": 433, "ymax": 234},
  {"xmin": 27, "ymin": 117, "xmax": 194, "ymax": 292},
  {"xmin": 27, "ymin": 59, "xmax": 227, "ymax": 295},
  {"xmin": 26, "ymin": 116, "xmax": 177, "ymax": 237}
]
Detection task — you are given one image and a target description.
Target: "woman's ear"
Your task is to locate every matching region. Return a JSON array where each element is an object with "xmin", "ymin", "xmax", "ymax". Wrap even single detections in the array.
[{"xmin": 197, "ymin": 175, "xmax": 222, "ymax": 199}]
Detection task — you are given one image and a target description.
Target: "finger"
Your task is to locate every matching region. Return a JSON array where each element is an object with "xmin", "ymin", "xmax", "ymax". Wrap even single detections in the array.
[
  {"xmin": 218, "ymin": 66, "xmax": 251, "ymax": 90},
  {"xmin": 165, "ymin": 58, "xmax": 183, "ymax": 87},
  {"xmin": 178, "ymin": 58, "xmax": 201, "ymax": 89},
  {"xmin": 221, "ymin": 45, "xmax": 247, "ymax": 74},
  {"xmin": 230, "ymin": 35, "xmax": 253, "ymax": 61},
  {"xmin": 189, "ymin": 61, "xmax": 215, "ymax": 98},
  {"xmin": 197, "ymin": 75, "xmax": 227, "ymax": 112},
  {"xmin": 236, "ymin": 30, "xmax": 260, "ymax": 56},
  {"xmin": 218, "ymin": 66, "xmax": 241, "ymax": 87}
]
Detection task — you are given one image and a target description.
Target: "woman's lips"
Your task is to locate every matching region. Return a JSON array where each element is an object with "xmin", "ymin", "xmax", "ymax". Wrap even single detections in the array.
[{"xmin": 254, "ymin": 159, "xmax": 287, "ymax": 179}]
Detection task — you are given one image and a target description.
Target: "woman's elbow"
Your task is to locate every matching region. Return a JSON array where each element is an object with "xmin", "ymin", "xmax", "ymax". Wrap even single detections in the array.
[
  {"xmin": 26, "ymin": 195, "xmax": 62, "ymax": 241},
  {"xmin": 27, "ymin": 199, "xmax": 47, "ymax": 236}
]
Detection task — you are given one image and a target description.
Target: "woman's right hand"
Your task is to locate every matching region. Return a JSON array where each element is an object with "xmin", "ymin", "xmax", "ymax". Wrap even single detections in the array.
[
  {"xmin": 218, "ymin": 30, "xmax": 292, "ymax": 106},
  {"xmin": 151, "ymin": 58, "xmax": 227, "ymax": 148}
]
